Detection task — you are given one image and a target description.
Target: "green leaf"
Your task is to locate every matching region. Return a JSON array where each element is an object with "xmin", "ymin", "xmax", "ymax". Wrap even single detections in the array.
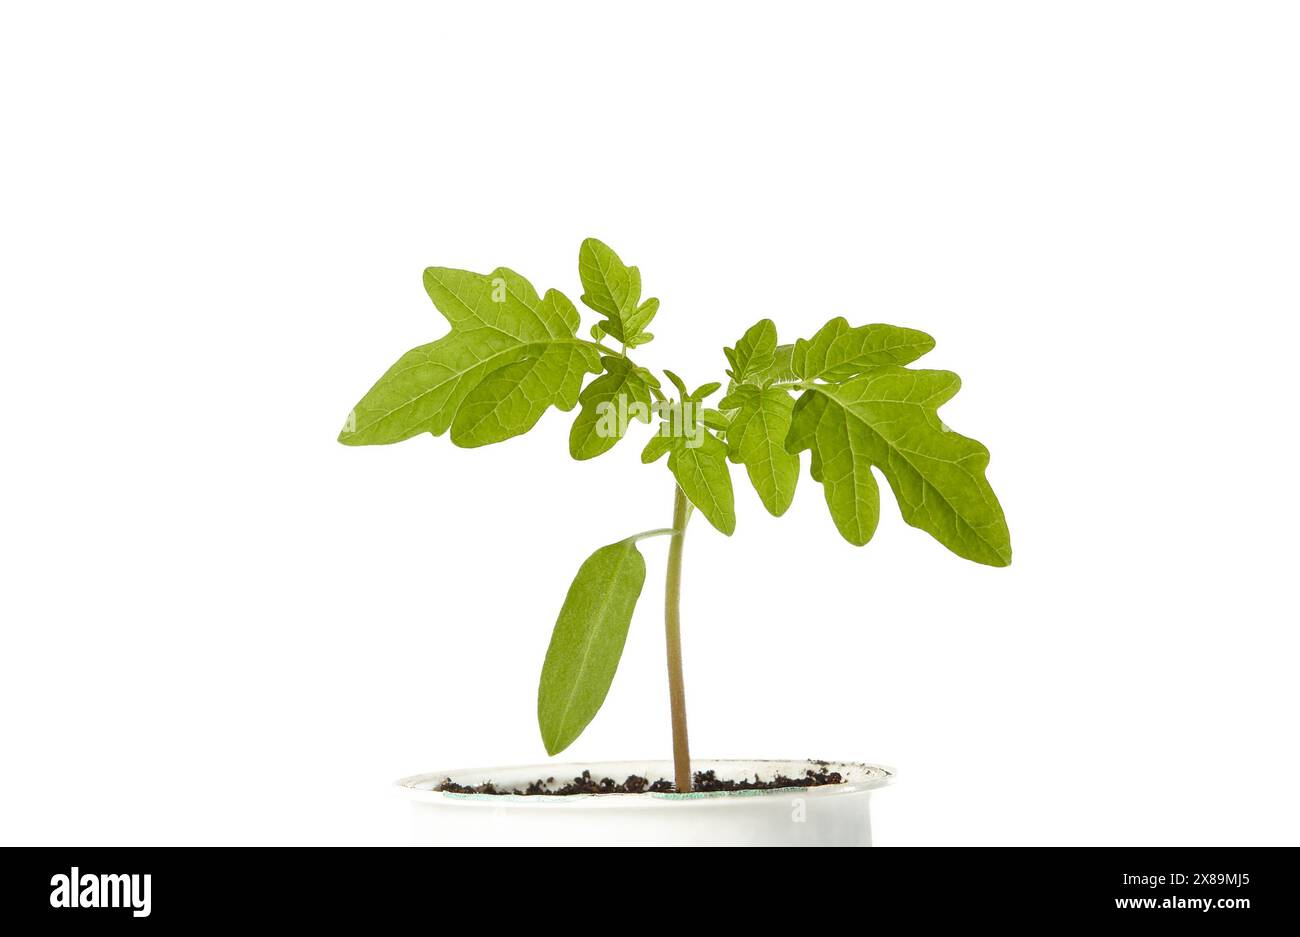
[
  {"xmin": 702, "ymin": 408, "xmax": 731, "ymax": 431},
  {"xmin": 746, "ymin": 343, "xmax": 797, "ymax": 387},
  {"xmin": 720, "ymin": 385, "xmax": 799, "ymax": 516},
  {"xmin": 339, "ymin": 268, "xmax": 595, "ymax": 446},
  {"xmin": 538, "ymin": 539, "xmax": 647, "ymax": 756},
  {"xmin": 666, "ymin": 430, "xmax": 735, "ymax": 535},
  {"xmin": 785, "ymin": 367, "xmax": 1011, "ymax": 566},
  {"xmin": 724, "ymin": 319, "xmax": 777, "ymax": 382},
  {"xmin": 641, "ymin": 433, "xmax": 673, "ymax": 464},
  {"xmin": 578, "ymin": 238, "xmax": 656, "ymax": 347},
  {"xmin": 689, "ymin": 381, "xmax": 722, "ymax": 402},
  {"xmin": 793, "ymin": 317, "xmax": 935, "ymax": 382},
  {"xmin": 568, "ymin": 356, "xmax": 656, "ymax": 460},
  {"xmin": 662, "ymin": 369, "xmax": 689, "ymax": 400}
]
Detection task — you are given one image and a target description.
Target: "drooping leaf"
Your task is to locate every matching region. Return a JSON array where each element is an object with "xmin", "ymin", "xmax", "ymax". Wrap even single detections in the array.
[
  {"xmin": 537, "ymin": 539, "xmax": 647, "ymax": 755},
  {"xmin": 720, "ymin": 385, "xmax": 799, "ymax": 516},
  {"xmin": 339, "ymin": 268, "xmax": 596, "ymax": 446},
  {"xmin": 724, "ymin": 319, "xmax": 778, "ymax": 382},
  {"xmin": 578, "ymin": 238, "xmax": 656, "ymax": 347},
  {"xmin": 785, "ymin": 367, "xmax": 1011, "ymax": 566},
  {"xmin": 793, "ymin": 317, "xmax": 935, "ymax": 382},
  {"xmin": 568, "ymin": 356, "xmax": 657, "ymax": 460},
  {"xmin": 666, "ymin": 429, "xmax": 735, "ymax": 535}
]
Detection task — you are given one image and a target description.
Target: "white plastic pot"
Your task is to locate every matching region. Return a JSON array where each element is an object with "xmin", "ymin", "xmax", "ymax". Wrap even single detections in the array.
[{"xmin": 397, "ymin": 759, "xmax": 894, "ymax": 846}]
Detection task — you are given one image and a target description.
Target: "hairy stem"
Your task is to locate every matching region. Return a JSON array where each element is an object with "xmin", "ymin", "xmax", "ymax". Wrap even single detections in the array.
[{"xmin": 664, "ymin": 484, "xmax": 693, "ymax": 792}]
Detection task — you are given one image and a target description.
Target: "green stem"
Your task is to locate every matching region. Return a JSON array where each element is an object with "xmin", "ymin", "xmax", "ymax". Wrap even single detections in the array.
[
  {"xmin": 627, "ymin": 527, "xmax": 681, "ymax": 543},
  {"xmin": 664, "ymin": 485, "xmax": 693, "ymax": 792}
]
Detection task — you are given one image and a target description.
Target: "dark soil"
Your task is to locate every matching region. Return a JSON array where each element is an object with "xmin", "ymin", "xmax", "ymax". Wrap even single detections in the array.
[{"xmin": 436, "ymin": 765, "xmax": 846, "ymax": 796}]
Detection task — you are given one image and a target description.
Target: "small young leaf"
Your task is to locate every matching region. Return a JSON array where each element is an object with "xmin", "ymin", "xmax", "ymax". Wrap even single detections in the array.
[
  {"xmin": 724, "ymin": 319, "xmax": 778, "ymax": 383},
  {"xmin": 793, "ymin": 318, "xmax": 936, "ymax": 382},
  {"xmin": 689, "ymin": 381, "xmax": 722, "ymax": 402},
  {"xmin": 578, "ymin": 238, "xmax": 656, "ymax": 347},
  {"xmin": 538, "ymin": 539, "xmax": 647, "ymax": 755},
  {"xmin": 662, "ymin": 369, "xmax": 689, "ymax": 401},
  {"xmin": 569, "ymin": 357, "xmax": 655, "ymax": 460},
  {"xmin": 721, "ymin": 385, "xmax": 799, "ymax": 516},
  {"xmin": 641, "ymin": 433, "xmax": 673, "ymax": 464},
  {"xmin": 786, "ymin": 367, "xmax": 1011, "ymax": 565}
]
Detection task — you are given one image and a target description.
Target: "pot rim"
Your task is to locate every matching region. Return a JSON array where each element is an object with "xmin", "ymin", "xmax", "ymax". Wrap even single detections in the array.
[{"xmin": 397, "ymin": 758, "xmax": 894, "ymax": 807}]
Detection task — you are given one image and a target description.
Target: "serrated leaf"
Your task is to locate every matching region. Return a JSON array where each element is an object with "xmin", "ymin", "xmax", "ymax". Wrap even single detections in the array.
[
  {"xmin": 578, "ymin": 238, "xmax": 656, "ymax": 347},
  {"xmin": 725, "ymin": 319, "xmax": 778, "ymax": 382},
  {"xmin": 721, "ymin": 385, "xmax": 799, "ymax": 516},
  {"xmin": 339, "ymin": 268, "xmax": 590, "ymax": 446},
  {"xmin": 785, "ymin": 367, "xmax": 1010, "ymax": 566},
  {"xmin": 793, "ymin": 318, "xmax": 935, "ymax": 382},
  {"xmin": 568, "ymin": 356, "xmax": 655, "ymax": 460},
  {"xmin": 538, "ymin": 538, "xmax": 647, "ymax": 755}
]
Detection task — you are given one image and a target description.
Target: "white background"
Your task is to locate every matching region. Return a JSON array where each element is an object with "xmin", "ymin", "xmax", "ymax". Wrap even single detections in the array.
[{"xmin": 2, "ymin": 1, "xmax": 1297, "ymax": 845}]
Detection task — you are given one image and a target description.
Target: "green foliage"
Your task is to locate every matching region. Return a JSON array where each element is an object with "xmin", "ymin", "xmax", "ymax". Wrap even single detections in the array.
[
  {"xmin": 338, "ymin": 267, "xmax": 598, "ymax": 447},
  {"xmin": 339, "ymin": 238, "xmax": 1012, "ymax": 756},
  {"xmin": 720, "ymin": 384, "xmax": 799, "ymax": 516},
  {"xmin": 724, "ymin": 318, "xmax": 777, "ymax": 382},
  {"xmin": 578, "ymin": 238, "xmax": 657, "ymax": 348},
  {"xmin": 793, "ymin": 317, "xmax": 935, "ymax": 381},
  {"xmin": 537, "ymin": 539, "xmax": 646, "ymax": 755},
  {"xmin": 569, "ymin": 357, "xmax": 658, "ymax": 460},
  {"xmin": 786, "ymin": 367, "xmax": 1011, "ymax": 566}
]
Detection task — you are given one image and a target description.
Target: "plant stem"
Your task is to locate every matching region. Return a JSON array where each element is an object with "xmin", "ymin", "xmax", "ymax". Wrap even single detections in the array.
[
  {"xmin": 664, "ymin": 484, "xmax": 693, "ymax": 792},
  {"xmin": 628, "ymin": 527, "xmax": 681, "ymax": 543}
]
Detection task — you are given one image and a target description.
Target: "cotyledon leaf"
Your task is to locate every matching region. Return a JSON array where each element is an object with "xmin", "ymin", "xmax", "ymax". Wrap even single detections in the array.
[
  {"xmin": 793, "ymin": 317, "xmax": 935, "ymax": 382},
  {"xmin": 339, "ymin": 268, "xmax": 589, "ymax": 446},
  {"xmin": 785, "ymin": 366, "xmax": 1011, "ymax": 566},
  {"xmin": 720, "ymin": 385, "xmax": 799, "ymax": 516},
  {"xmin": 568, "ymin": 356, "xmax": 657, "ymax": 460},
  {"xmin": 538, "ymin": 538, "xmax": 647, "ymax": 756}
]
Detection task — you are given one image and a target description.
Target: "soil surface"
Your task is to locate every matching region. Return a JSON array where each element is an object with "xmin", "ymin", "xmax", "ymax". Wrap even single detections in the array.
[{"xmin": 436, "ymin": 765, "xmax": 846, "ymax": 796}]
